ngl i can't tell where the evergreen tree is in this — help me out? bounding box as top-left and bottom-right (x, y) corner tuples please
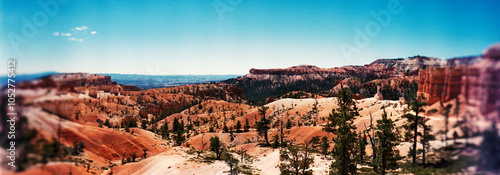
(323, 88), (358, 175)
(223, 123), (229, 133)
(374, 109), (400, 174)
(104, 118), (111, 128)
(278, 144), (314, 175)
(286, 119), (292, 129)
(420, 116), (434, 165)
(172, 117), (185, 146)
(256, 106), (271, 146)
(142, 149), (148, 159)
(244, 118), (250, 132)
(223, 152), (240, 175)
(235, 120), (242, 132)
(130, 152), (137, 162)
(320, 136), (330, 157)
(403, 95), (427, 165)
(210, 136), (223, 160)
(356, 133), (367, 164)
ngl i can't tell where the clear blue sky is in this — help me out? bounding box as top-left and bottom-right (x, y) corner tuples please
(2, 0), (499, 75)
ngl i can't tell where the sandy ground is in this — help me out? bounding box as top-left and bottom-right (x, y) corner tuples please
(108, 146), (333, 175)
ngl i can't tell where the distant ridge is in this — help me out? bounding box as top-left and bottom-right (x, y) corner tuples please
(98, 74), (241, 90)
(0, 71), (58, 86)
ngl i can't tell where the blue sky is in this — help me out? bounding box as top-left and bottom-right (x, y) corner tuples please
(1, 0), (499, 75)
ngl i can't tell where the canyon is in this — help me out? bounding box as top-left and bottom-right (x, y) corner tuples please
(0, 44), (499, 174)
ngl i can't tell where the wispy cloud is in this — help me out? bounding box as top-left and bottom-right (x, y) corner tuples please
(68, 37), (84, 42)
(60, 32), (72, 37)
(54, 26), (97, 42)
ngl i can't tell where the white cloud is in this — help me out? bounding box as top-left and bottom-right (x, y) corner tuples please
(55, 26), (95, 42)
(68, 37), (84, 42)
(61, 33), (72, 37)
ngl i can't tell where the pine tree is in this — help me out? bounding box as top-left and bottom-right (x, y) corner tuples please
(278, 144), (314, 175)
(420, 116), (434, 165)
(223, 152), (240, 175)
(235, 120), (242, 132)
(286, 119), (292, 129)
(356, 133), (367, 164)
(320, 136), (330, 157)
(323, 88), (358, 175)
(130, 152), (137, 162)
(172, 117), (185, 146)
(404, 94), (427, 165)
(244, 118), (250, 132)
(104, 118), (111, 128)
(209, 136), (223, 160)
(374, 109), (400, 174)
(223, 123), (229, 133)
(256, 106), (271, 146)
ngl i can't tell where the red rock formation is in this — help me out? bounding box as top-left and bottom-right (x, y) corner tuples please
(418, 67), (465, 104)
(51, 73), (113, 87)
(461, 44), (500, 115)
(265, 96), (276, 104)
(419, 44), (500, 116)
(374, 86), (384, 100)
(38, 100), (75, 120)
(122, 85), (141, 91)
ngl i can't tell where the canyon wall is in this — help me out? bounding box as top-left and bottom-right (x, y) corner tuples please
(51, 73), (114, 87)
(418, 44), (500, 116)
(418, 67), (465, 105)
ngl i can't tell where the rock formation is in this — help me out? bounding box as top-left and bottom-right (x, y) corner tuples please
(461, 44), (500, 115)
(418, 67), (465, 104)
(374, 86), (384, 100)
(51, 73), (113, 87)
(418, 43), (500, 116)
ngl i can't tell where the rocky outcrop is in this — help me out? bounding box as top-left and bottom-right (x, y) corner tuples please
(418, 44), (500, 115)
(461, 44), (500, 115)
(38, 100), (75, 119)
(374, 86), (384, 100)
(265, 96), (276, 104)
(51, 73), (114, 87)
(247, 56), (446, 79)
(418, 67), (465, 104)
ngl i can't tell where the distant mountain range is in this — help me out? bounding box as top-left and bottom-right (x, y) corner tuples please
(0, 72), (240, 90)
(98, 74), (240, 90)
(0, 71), (58, 86)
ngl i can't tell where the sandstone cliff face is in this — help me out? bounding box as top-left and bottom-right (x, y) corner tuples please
(461, 44), (500, 115)
(51, 73), (113, 87)
(246, 56), (445, 80)
(38, 100), (75, 119)
(418, 44), (500, 116)
(418, 67), (465, 105)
